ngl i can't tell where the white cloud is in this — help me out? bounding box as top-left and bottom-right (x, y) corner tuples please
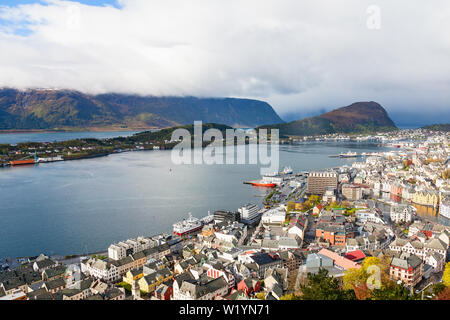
(0, 0), (449, 122)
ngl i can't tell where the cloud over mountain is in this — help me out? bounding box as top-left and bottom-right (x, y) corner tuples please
(0, 0), (449, 125)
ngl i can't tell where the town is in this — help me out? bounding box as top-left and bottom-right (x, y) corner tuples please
(1, 128), (449, 300)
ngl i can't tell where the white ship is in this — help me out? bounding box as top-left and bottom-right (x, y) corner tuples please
(200, 211), (215, 224)
(281, 166), (293, 174)
(173, 213), (202, 236)
(173, 212), (213, 236)
(339, 151), (358, 158)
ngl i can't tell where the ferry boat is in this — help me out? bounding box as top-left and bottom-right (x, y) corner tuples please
(173, 213), (203, 236)
(339, 151), (358, 158)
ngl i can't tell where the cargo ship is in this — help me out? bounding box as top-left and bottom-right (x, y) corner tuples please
(173, 212), (214, 237)
(248, 180), (276, 188)
(10, 151), (38, 166)
(9, 159), (36, 166)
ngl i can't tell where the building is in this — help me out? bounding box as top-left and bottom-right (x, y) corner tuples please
(307, 171), (338, 195)
(341, 184), (362, 201)
(439, 197), (450, 219)
(249, 252), (282, 278)
(322, 187), (337, 203)
(108, 236), (155, 260)
(173, 276), (229, 300)
(390, 254), (423, 287)
(261, 207), (286, 226)
(238, 203), (261, 225)
(315, 212), (355, 246)
(355, 209), (385, 224)
(390, 204), (414, 223)
(80, 258), (120, 283)
(412, 189), (439, 207)
(388, 238), (447, 261)
(213, 210), (240, 224)
(317, 248), (361, 271)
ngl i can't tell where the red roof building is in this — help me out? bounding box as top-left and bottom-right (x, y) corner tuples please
(344, 250), (366, 263)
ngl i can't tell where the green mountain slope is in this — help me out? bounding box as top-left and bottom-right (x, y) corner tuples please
(260, 101), (397, 137)
(0, 89), (284, 130)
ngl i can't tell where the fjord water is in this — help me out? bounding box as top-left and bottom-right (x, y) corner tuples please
(0, 139), (398, 258)
(0, 131), (139, 144)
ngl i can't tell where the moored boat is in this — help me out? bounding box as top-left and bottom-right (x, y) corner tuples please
(9, 159), (36, 166)
(249, 180), (276, 188)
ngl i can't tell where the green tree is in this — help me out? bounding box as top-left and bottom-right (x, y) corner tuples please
(370, 282), (413, 300)
(299, 268), (356, 300)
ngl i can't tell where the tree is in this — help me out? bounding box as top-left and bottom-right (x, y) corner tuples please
(435, 286), (450, 300)
(343, 256), (395, 299)
(443, 262), (450, 287)
(343, 256), (390, 292)
(299, 268), (356, 300)
(255, 292), (266, 300)
(370, 282), (412, 300)
(433, 283), (446, 295)
(280, 293), (301, 300)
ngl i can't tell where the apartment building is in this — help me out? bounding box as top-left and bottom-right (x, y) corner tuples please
(307, 171), (338, 195)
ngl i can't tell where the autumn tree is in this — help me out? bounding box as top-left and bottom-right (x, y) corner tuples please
(435, 286), (450, 300)
(443, 262), (450, 287)
(343, 256), (393, 299)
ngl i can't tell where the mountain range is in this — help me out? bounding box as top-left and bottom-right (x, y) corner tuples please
(259, 101), (397, 137)
(0, 89), (398, 135)
(0, 88), (283, 130)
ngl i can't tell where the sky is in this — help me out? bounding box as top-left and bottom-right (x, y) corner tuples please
(0, 0), (449, 127)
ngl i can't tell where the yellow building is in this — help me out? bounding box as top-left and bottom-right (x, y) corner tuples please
(412, 189), (438, 207)
(123, 268), (144, 285)
(138, 268), (172, 293)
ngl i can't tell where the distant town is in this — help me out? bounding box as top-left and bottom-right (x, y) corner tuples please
(1, 128), (449, 300)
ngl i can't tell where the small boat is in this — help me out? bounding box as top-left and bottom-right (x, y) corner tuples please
(281, 166), (293, 174)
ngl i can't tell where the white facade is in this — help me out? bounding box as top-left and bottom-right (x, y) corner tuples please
(439, 199), (450, 219)
(80, 259), (120, 282)
(238, 203), (259, 221)
(390, 204), (414, 223)
(261, 207), (286, 225)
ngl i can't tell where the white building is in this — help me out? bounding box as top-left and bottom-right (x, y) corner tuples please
(238, 203), (260, 224)
(390, 204), (414, 223)
(439, 198), (450, 219)
(261, 207), (286, 226)
(356, 209), (385, 224)
(80, 258), (120, 282)
(108, 236), (154, 260)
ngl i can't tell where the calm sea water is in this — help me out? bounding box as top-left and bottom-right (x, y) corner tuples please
(0, 131), (139, 144)
(0, 137), (412, 258)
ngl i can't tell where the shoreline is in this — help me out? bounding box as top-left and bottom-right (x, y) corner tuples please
(0, 127), (160, 134)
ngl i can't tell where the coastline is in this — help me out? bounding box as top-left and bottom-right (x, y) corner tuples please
(0, 127), (160, 134)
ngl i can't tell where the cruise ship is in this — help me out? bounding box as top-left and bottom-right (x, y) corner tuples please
(173, 212), (214, 236)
